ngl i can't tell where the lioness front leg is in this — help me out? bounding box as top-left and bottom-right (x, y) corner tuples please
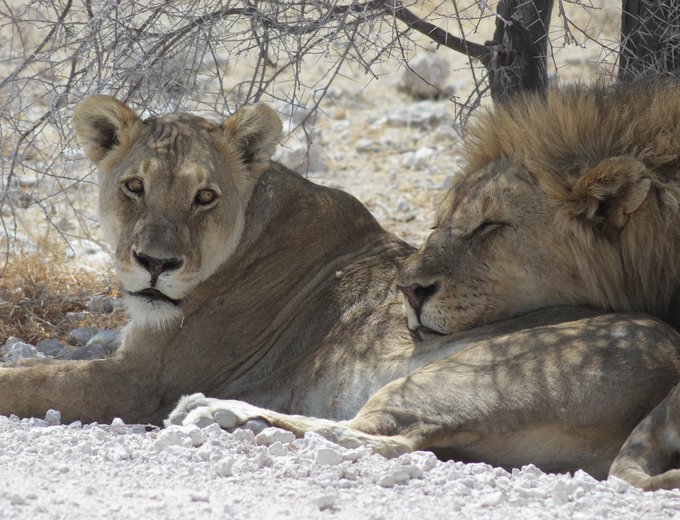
(609, 383), (680, 491)
(0, 356), (164, 424)
(167, 393), (416, 457)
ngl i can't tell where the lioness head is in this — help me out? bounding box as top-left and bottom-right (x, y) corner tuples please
(398, 80), (680, 335)
(74, 96), (282, 330)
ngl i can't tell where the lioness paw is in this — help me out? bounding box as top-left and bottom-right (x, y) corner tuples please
(165, 394), (269, 432)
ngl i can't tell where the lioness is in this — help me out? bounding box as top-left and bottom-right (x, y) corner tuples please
(2, 96), (679, 481)
(396, 79), (680, 489)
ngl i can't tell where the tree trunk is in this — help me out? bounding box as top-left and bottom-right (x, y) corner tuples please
(619, 0), (680, 80)
(485, 0), (555, 103)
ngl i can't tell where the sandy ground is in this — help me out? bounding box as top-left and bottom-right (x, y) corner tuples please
(4, 2), (679, 518)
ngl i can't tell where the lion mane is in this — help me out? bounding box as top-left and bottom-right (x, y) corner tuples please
(464, 78), (680, 327)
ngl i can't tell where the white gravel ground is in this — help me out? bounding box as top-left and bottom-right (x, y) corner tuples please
(1, 413), (679, 519)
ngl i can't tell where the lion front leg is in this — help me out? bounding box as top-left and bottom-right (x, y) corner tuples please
(609, 383), (680, 491)
(167, 393), (416, 458)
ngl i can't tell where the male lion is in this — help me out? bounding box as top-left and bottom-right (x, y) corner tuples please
(2, 96), (679, 482)
(396, 79), (680, 490)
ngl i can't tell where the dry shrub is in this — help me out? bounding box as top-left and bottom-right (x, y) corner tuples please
(0, 251), (127, 346)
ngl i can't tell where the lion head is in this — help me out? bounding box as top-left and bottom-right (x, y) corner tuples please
(74, 96), (282, 330)
(399, 79), (680, 335)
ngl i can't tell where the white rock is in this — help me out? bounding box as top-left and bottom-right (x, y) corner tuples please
(520, 463), (544, 478)
(315, 447), (344, 466)
(400, 464), (424, 479)
(384, 102), (451, 128)
(313, 493), (338, 511)
(10, 494), (26, 506)
(214, 456), (234, 477)
(552, 479), (578, 505)
(378, 469), (411, 487)
(45, 409), (61, 426)
(232, 428), (256, 443)
(5, 342), (45, 363)
(608, 476), (632, 493)
(273, 143), (324, 173)
(255, 427), (295, 446)
(189, 491), (209, 502)
(267, 441), (287, 457)
(409, 451), (438, 472)
(253, 451), (273, 468)
(184, 425), (207, 447)
(411, 147), (435, 170)
(154, 426), (187, 451)
(479, 491), (505, 507)
(110, 417), (126, 434)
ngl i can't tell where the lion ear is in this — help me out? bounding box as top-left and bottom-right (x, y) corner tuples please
(222, 103), (282, 168)
(564, 156), (652, 232)
(73, 95), (142, 164)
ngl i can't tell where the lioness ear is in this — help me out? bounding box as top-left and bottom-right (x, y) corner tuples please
(563, 156), (652, 232)
(73, 95), (142, 164)
(222, 103), (282, 168)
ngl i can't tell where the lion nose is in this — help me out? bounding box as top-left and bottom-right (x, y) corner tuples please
(133, 250), (183, 283)
(397, 283), (439, 316)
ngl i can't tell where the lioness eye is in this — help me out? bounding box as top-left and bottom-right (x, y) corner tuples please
(123, 178), (144, 195)
(194, 189), (217, 206)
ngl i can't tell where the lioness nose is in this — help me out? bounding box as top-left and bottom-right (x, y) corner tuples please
(133, 250), (183, 279)
(397, 283), (439, 315)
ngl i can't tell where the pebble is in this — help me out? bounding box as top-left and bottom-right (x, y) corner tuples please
(267, 441), (287, 457)
(315, 447), (344, 466)
(378, 469), (412, 488)
(189, 491), (209, 502)
(0, 336), (23, 354)
(153, 426), (187, 451)
(184, 425), (207, 447)
(45, 409), (61, 426)
(110, 417), (126, 434)
(255, 427), (295, 446)
(85, 329), (122, 355)
(313, 493), (338, 511)
(252, 451), (273, 468)
(214, 456), (234, 477)
(36, 338), (63, 357)
(62, 343), (106, 360)
(27, 418), (49, 428)
(65, 327), (98, 346)
(4, 342), (46, 363)
(382, 102), (451, 128)
(479, 491), (505, 507)
(86, 295), (119, 314)
(400, 52), (450, 98)
(232, 429), (255, 443)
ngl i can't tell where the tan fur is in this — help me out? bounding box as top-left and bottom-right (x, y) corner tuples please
(3, 97), (680, 484)
(398, 79), (680, 489)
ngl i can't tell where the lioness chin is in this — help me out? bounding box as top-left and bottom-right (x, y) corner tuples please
(0, 96), (678, 484)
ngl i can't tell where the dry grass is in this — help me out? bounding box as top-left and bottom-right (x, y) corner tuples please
(0, 251), (127, 346)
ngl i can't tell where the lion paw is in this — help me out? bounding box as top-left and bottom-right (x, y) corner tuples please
(165, 393), (270, 432)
